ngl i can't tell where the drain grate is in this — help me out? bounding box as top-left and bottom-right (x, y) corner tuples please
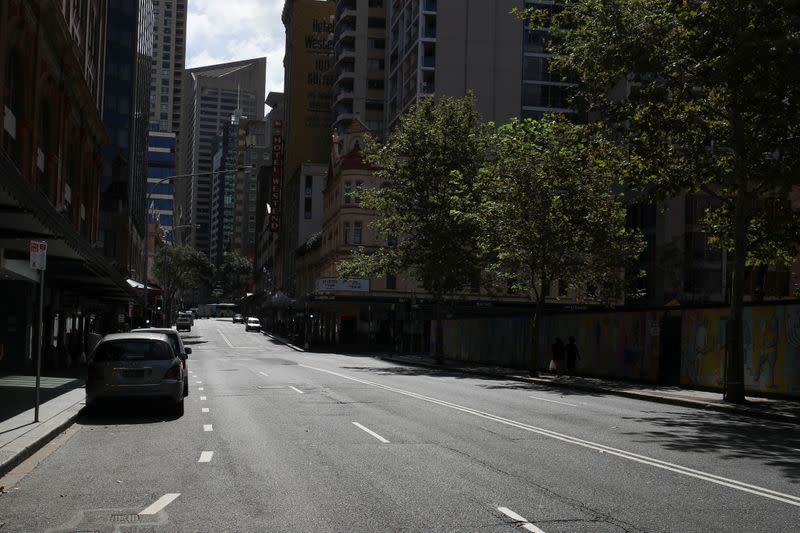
(110, 514), (140, 523)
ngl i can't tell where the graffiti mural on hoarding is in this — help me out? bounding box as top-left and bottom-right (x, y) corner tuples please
(541, 311), (663, 382)
(681, 305), (800, 395)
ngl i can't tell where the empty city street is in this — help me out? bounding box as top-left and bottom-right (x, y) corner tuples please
(1, 318), (798, 532)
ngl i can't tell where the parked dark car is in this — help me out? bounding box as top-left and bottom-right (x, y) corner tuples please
(232, 314), (244, 324)
(86, 333), (185, 415)
(130, 328), (191, 397)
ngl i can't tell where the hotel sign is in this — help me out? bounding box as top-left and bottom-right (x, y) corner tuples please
(269, 119), (284, 233)
(315, 278), (370, 293)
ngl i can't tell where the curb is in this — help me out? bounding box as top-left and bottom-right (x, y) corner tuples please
(378, 355), (799, 425)
(263, 332), (305, 352)
(0, 403), (83, 479)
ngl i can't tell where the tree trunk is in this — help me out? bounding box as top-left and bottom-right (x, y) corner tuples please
(724, 180), (747, 403)
(530, 273), (547, 377)
(435, 299), (444, 364)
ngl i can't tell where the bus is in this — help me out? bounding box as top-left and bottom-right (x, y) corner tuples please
(197, 303), (239, 318)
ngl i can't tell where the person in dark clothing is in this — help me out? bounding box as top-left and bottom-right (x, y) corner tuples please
(551, 337), (566, 374)
(566, 336), (580, 374)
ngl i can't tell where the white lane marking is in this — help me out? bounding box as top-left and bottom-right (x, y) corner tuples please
(528, 395), (579, 407)
(288, 386), (304, 394)
(258, 371), (269, 377)
(195, 381), (202, 384)
(200, 396), (207, 400)
(217, 329), (233, 347)
(198, 451), (214, 463)
(299, 363), (800, 508)
(497, 507), (546, 533)
(198, 387), (204, 391)
(203, 424), (213, 432)
(202, 407), (209, 413)
(139, 493), (181, 516)
(352, 422), (390, 444)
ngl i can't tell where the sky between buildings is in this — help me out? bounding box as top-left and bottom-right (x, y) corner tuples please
(187, 0), (284, 100)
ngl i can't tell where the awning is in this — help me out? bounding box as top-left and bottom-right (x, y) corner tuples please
(0, 153), (136, 303)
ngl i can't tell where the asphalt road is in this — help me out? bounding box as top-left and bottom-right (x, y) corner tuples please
(1, 318), (799, 532)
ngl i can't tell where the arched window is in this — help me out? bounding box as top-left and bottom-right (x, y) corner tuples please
(3, 50), (24, 165)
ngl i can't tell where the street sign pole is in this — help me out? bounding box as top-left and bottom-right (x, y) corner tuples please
(30, 240), (47, 423)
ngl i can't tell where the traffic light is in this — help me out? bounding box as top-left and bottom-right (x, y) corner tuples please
(144, 308), (152, 326)
(155, 298), (163, 312)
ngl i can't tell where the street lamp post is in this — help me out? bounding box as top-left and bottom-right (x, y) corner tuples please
(142, 166), (253, 326)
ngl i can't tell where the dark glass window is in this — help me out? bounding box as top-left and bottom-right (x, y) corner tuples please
(93, 340), (173, 361)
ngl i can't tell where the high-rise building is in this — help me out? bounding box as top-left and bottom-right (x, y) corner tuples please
(149, 0), (186, 133)
(277, 0), (335, 296)
(100, 0), (154, 282)
(386, 0), (524, 129)
(209, 113), (240, 266)
(176, 58), (266, 255)
(332, 0), (387, 137)
(146, 131), (177, 241)
(234, 117), (269, 262)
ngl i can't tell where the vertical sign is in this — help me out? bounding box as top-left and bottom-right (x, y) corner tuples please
(29, 241), (47, 270)
(269, 119), (284, 233)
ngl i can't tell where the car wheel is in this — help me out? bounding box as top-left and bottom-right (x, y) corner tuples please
(174, 397), (184, 416)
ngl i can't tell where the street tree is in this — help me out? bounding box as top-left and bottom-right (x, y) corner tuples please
(477, 116), (643, 374)
(527, 0), (800, 402)
(338, 94), (492, 362)
(217, 251), (252, 300)
(152, 244), (213, 321)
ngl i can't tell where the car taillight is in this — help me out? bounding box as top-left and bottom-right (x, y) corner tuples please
(164, 364), (181, 380)
(87, 366), (99, 382)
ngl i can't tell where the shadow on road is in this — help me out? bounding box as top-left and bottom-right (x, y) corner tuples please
(78, 399), (182, 425)
(621, 411), (800, 482)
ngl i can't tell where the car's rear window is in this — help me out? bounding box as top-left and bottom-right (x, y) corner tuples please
(93, 340), (173, 362)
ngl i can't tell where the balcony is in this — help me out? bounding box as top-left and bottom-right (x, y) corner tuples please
(335, 45), (356, 64)
(334, 89), (354, 106)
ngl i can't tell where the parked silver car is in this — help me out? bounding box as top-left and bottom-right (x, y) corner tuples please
(86, 332), (185, 415)
(130, 328), (191, 397)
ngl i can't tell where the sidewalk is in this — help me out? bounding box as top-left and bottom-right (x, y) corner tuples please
(0, 373), (85, 478)
(263, 332), (800, 424)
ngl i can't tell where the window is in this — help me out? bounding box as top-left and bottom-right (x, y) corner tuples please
(355, 181), (363, 204)
(367, 38), (385, 49)
(354, 221), (362, 244)
(367, 79), (384, 91)
(386, 274), (396, 290)
(367, 58), (385, 70)
(368, 0), (383, 6)
(343, 222), (350, 244)
(365, 100), (383, 111)
(304, 198), (312, 219)
(368, 17), (386, 28)
(344, 181), (352, 204)
(305, 175), (313, 196)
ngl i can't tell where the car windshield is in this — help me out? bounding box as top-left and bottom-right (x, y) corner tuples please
(93, 340), (173, 362)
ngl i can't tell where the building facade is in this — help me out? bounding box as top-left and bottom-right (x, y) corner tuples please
(1, 0), (135, 374)
(146, 131), (176, 241)
(148, 0), (186, 134)
(176, 58), (266, 256)
(333, 0), (388, 137)
(100, 0), (154, 282)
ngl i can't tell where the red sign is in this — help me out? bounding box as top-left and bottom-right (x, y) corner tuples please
(270, 125), (284, 233)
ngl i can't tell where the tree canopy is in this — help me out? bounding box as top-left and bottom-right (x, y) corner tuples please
(528, 0), (800, 400)
(217, 251), (252, 300)
(152, 244), (213, 319)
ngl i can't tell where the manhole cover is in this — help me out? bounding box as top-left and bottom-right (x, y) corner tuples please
(110, 514), (140, 523)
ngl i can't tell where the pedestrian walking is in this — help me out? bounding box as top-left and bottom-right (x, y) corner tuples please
(550, 337), (565, 374)
(566, 336), (580, 375)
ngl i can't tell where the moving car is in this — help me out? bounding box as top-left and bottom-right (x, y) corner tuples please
(176, 313), (192, 332)
(86, 332), (185, 415)
(131, 328), (191, 397)
(232, 313), (244, 324)
(245, 317), (261, 332)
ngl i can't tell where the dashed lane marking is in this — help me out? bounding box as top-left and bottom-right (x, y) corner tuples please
(352, 422), (390, 444)
(288, 386), (304, 394)
(198, 451), (213, 463)
(497, 507), (546, 533)
(139, 493), (181, 516)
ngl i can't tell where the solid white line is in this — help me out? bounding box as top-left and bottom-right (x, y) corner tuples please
(202, 407), (209, 413)
(217, 329), (233, 347)
(203, 424), (213, 432)
(352, 422), (390, 444)
(497, 507), (546, 533)
(528, 395), (579, 407)
(288, 386), (304, 394)
(258, 371), (269, 377)
(200, 396), (207, 400)
(198, 451), (214, 463)
(139, 493), (180, 515)
(298, 363), (800, 508)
